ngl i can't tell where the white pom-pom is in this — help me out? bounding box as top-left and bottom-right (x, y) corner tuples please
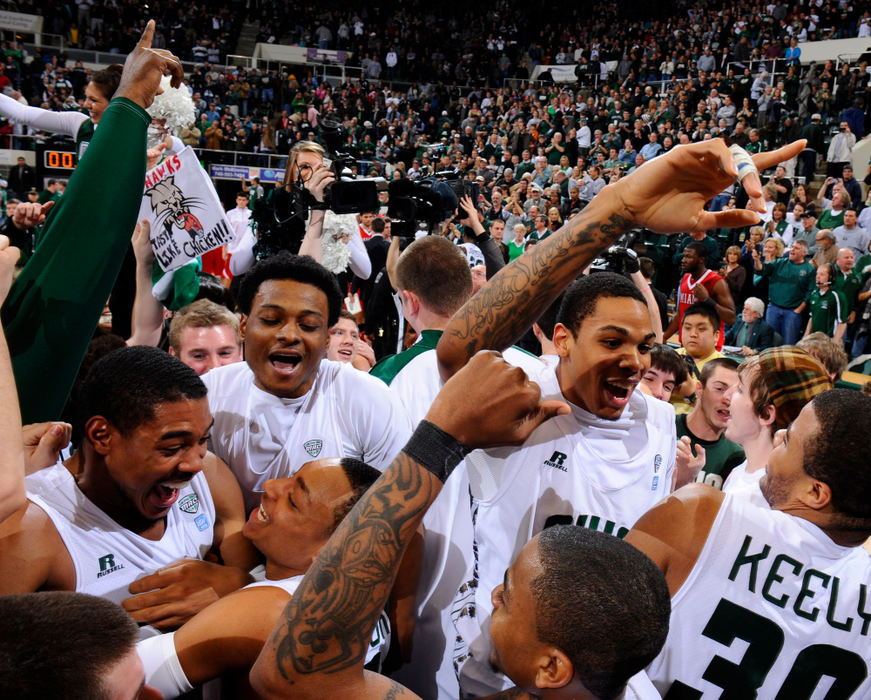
(146, 76), (196, 132)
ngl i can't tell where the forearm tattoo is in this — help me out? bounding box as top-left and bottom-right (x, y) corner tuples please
(270, 452), (439, 679)
(445, 209), (632, 358)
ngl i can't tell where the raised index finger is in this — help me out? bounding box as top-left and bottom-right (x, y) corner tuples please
(137, 19), (155, 50)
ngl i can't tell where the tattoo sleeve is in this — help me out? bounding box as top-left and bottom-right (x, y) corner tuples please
(266, 451), (442, 682)
(437, 194), (631, 375)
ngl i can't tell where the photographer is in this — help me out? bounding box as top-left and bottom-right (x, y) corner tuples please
(231, 141), (369, 284)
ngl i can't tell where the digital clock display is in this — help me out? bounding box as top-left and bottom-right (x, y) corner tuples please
(42, 150), (77, 170)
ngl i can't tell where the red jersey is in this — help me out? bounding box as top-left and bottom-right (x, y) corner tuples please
(677, 270), (725, 351)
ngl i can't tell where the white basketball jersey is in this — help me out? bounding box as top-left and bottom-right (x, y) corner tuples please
(26, 464), (216, 605)
(722, 460), (768, 506)
(649, 493), (871, 698)
(382, 335), (545, 699)
(203, 359), (411, 512)
(456, 366), (677, 696)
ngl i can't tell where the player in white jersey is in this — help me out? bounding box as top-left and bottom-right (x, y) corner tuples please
(252, 352), (671, 700)
(435, 137), (807, 695)
(452, 274), (676, 695)
(0, 346), (258, 629)
(370, 235), (543, 698)
(627, 389), (871, 698)
(721, 346), (832, 502)
(202, 252), (410, 512)
(137, 457), (390, 698)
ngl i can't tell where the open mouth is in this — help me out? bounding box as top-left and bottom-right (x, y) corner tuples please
(150, 478), (190, 510)
(716, 408), (731, 421)
(269, 352), (302, 375)
(604, 380), (635, 408)
(337, 347), (353, 358)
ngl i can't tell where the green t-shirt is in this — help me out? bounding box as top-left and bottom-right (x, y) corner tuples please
(833, 270), (862, 312)
(675, 414), (745, 491)
(817, 208), (845, 231)
(508, 239), (525, 261)
(756, 258), (815, 309)
(808, 287), (848, 336)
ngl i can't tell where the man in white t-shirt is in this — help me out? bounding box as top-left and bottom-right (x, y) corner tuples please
(202, 252), (411, 512)
(721, 346), (831, 501)
(435, 137), (806, 695)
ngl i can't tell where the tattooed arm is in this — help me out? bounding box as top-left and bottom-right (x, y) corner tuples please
(250, 352), (570, 699)
(436, 139), (807, 378)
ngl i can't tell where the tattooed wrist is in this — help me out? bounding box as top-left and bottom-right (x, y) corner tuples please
(402, 420), (470, 482)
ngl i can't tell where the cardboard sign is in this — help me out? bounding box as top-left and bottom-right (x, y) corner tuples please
(139, 147), (236, 272)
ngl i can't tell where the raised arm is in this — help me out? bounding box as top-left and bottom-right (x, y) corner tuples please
(2, 20), (183, 423)
(436, 139), (806, 378)
(0, 236), (25, 521)
(126, 220), (165, 347)
(250, 352), (570, 699)
(0, 91), (88, 139)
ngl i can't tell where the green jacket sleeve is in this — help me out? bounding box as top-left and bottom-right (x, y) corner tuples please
(2, 97), (150, 422)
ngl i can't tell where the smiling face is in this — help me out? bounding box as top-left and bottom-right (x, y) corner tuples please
(640, 366), (677, 402)
(83, 81), (111, 123)
(243, 459), (353, 576)
(554, 297), (654, 418)
(99, 398), (213, 521)
(171, 324), (242, 376)
(241, 279), (329, 398)
(326, 316), (359, 363)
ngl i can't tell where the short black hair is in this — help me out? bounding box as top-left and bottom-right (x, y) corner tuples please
(0, 591), (138, 699)
(681, 301), (719, 330)
(76, 345), (206, 440)
(638, 256), (655, 280)
(649, 344), (688, 385)
(237, 252), (342, 326)
(332, 458), (381, 528)
(535, 293), (565, 342)
(685, 241), (708, 260)
(557, 273), (647, 336)
(532, 526), (670, 699)
(804, 389), (871, 526)
(372, 217), (386, 234)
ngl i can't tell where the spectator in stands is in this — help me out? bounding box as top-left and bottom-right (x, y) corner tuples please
(168, 299), (243, 376)
(826, 121), (856, 178)
(673, 357), (744, 491)
(724, 296), (775, 355)
(752, 239), (814, 345)
(797, 332), (850, 382)
(832, 209), (870, 259)
(811, 229), (840, 268)
(640, 343), (688, 403)
(804, 263), (848, 342)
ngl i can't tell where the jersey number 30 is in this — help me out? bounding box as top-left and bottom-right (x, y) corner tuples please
(665, 599), (867, 699)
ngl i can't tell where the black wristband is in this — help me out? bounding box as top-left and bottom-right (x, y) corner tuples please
(402, 420), (471, 483)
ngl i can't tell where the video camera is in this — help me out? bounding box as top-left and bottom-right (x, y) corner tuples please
(589, 230), (642, 276)
(303, 118), (381, 215)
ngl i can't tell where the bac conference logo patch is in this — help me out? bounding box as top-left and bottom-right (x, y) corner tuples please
(177, 493), (199, 514)
(304, 439), (323, 457)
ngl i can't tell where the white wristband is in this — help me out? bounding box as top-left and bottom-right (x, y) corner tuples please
(729, 144), (758, 183)
(136, 632), (194, 699)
